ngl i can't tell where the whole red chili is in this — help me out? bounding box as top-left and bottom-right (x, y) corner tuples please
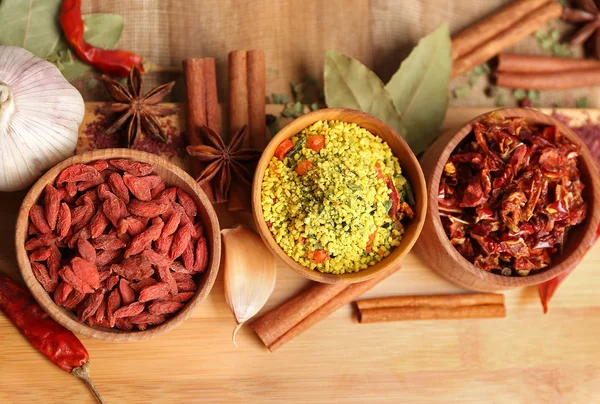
(0, 273), (104, 403)
(59, 0), (144, 78)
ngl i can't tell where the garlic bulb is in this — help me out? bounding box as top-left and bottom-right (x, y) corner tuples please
(222, 226), (276, 347)
(0, 46), (84, 191)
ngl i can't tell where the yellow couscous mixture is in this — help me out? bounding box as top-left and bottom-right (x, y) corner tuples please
(261, 120), (415, 274)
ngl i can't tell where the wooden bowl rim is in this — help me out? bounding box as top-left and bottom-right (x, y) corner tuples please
(251, 108), (427, 284)
(426, 107), (600, 288)
(15, 149), (221, 342)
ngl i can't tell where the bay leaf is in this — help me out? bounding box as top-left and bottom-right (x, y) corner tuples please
(54, 14), (125, 81)
(0, 0), (63, 58)
(324, 50), (406, 139)
(385, 23), (451, 155)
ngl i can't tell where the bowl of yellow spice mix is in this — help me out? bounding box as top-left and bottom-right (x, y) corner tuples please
(252, 109), (427, 284)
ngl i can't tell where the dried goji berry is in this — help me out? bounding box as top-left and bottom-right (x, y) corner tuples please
(63, 290), (87, 310)
(115, 318), (134, 331)
(66, 182), (78, 197)
(143, 250), (172, 267)
(76, 189), (99, 206)
(176, 278), (197, 293)
(108, 173), (130, 204)
(56, 203), (71, 239)
(77, 176), (104, 192)
(31, 261), (58, 293)
(130, 278), (158, 292)
(118, 279), (136, 305)
(95, 249), (120, 266)
(124, 217), (164, 258)
(73, 197), (95, 233)
(128, 199), (169, 218)
(156, 187), (177, 203)
(169, 292), (195, 303)
(148, 301), (183, 315)
(138, 282), (170, 303)
(44, 184), (61, 230)
(182, 242), (194, 271)
(169, 261), (189, 274)
(98, 270), (112, 282)
(96, 183), (115, 201)
(88, 159), (109, 172)
(56, 164), (101, 184)
(109, 159), (153, 176)
(103, 274), (120, 291)
(80, 289), (105, 322)
(154, 234), (173, 255)
(95, 295), (108, 323)
(29, 205), (51, 235)
(156, 265), (178, 295)
(102, 197), (126, 227)
(129, 312), (167, 329)
(193, 236), (209, 273)
(169, 225), (193, 260)
(29, 247), (52, 262)
(25, 234), (58, 250)
(71, 257), (100, 290)
(47, 246), (61, 283)
(77, 238), (96, 263)
(53, 282), (73, 306)
(90, 210), (110, 239)
(107, 289), (121, 327)
(176, 188), (197, 217)
(113, 302), (145, 318)
(123, 173), (152, 201)
(67, 226), (91, 249)
(161, 212), (181, 238)
(28, 222), (39, 236)
(59, 265), (94, 294)
(92, 234), (126, 251)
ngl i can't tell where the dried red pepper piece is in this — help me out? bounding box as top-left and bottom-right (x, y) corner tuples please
(59, 0), (144, 78)
(0, 273), (103, 402)
(439, 112), (587, 276)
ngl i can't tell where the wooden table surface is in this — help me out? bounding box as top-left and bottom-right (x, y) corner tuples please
(1, 108), (599, 403)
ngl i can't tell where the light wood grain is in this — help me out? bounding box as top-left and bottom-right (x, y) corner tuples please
(15, 149), (221, 342)
(415, 108), (600, 291)
(252, 108), (427, 284)
(1, 107), (600, 403)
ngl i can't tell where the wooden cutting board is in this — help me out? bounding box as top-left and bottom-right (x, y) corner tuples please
(1, 106), (599, 404)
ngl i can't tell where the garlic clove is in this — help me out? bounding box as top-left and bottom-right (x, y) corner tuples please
(222, 226), (276, 347)
(0, 46), (84, 192)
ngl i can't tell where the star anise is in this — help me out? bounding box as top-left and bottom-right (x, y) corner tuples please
(101, 66), (176, 147)
(564, 0), (600, 58)
(187, 125), (261, 203)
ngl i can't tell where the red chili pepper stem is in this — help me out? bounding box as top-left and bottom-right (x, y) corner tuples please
(72, 362), (105, 404)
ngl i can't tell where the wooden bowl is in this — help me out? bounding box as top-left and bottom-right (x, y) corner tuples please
(15, 149), (221, 342)
(252, 108), (427, 284)
(414, 108), (600, 292)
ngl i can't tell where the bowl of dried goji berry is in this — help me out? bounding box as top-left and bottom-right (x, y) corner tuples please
(414, 108), (600, 292)
(15, 149), (221, 341)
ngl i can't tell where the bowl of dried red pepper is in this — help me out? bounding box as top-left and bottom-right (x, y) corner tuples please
(15, 148), (221, 341)
(414, 108), (600, 292)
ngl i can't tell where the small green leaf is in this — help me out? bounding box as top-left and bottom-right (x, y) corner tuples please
(513, 89), (527, 100)
(534, 30), (546, 40)
(272, 93), (291, 104)
(384, 23), (451, 155)
(540, 38), (554, 50)
(453, 86), (470, 99)
(481, 63), (491, 74)
(324, 50), (406, 143)
(384, 199), (393, 214)
(576, 96), (589, 108)
(550, 29), (560, 41)
(472, 65), (484, 75)
(496, 95), (507, 107)
(468, 75), (479, 87)
(282, 101), (305, 118)
(310, 102), (319, 111)
(527, 90), (540, 101)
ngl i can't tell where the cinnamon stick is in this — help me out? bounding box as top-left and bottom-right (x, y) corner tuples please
(497, 53), (600, 73)
(227, 49), (267, 212)
(247, 50), (267, 150)
(251, 265), (401, 352)
(228, 51), (249, 146)
(356, 293), (504, 310)
(452, 1), (563, 77)
(496, 69), (600, 89)
(452, 0), (549, 61)
(358, 305), (506, 323)
(183, 59), (214, 201)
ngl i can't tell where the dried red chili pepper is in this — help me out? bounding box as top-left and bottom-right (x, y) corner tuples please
(59, 0), (144, 78)
(439, 112), (587, 276)
(0, 273), (104, 403)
